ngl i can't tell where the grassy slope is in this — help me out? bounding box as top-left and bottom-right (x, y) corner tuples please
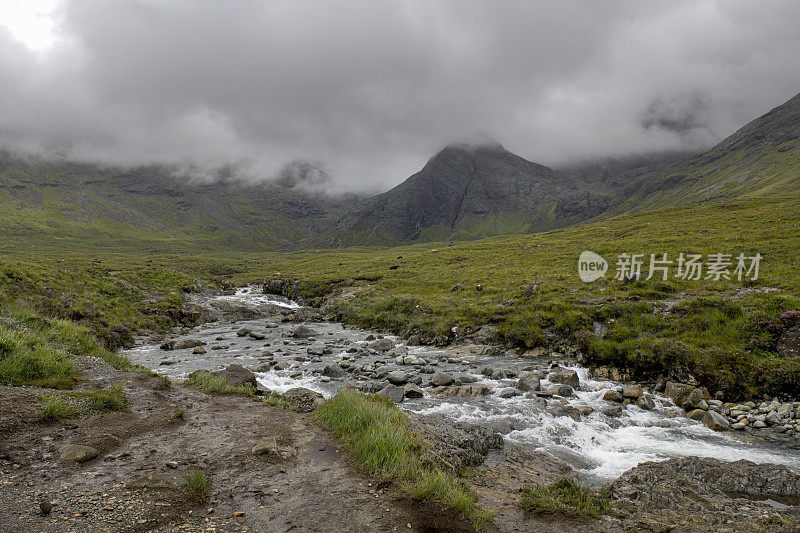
(2, 194), (800, 397)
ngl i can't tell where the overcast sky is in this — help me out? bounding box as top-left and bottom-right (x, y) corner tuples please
(1, 0), (799, 192)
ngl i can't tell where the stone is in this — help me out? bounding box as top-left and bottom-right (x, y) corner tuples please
(59, 444), (99, 463)
(545, 383), (574, 397)
(637, 395), (656, 410)
(516, 373), (540, 392)
(321, 363), (347, 378)
(498, 388), (517, 398)
(369, 338), (395, 352)
(160, 338), (205, 350)
(282, 387), (324, 412)
(248, 331), (267, 340)
(307, 346), (324, 356)
(766, 411), (782, 426)
(603, 390), (624, 402)
(192, 346), (206, 354)
(665, 382), (694, 406)
(687, 409), (707, 421)
(688, 387), (710, 408)
(237, 327), (252, 337)
(39, 501), (52, 515)
(252, 436), (295, 459)
(386, 370), (409, 385)
(403, 384), (424, 399)
(622, 384), (643, 399)
(377, 384), (404, 403)
(702, 410), (730, 431)
(547, 368), (579, 388)
(292, 325), (317, 338)
(429, 371), (455, 387)
(213, 364), (257, 388)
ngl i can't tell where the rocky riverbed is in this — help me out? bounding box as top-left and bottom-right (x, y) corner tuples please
(126, 286), (800, 485)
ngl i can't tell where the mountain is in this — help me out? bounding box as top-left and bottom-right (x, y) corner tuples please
(612, 91), (800, 213)
(1, 92), (799, 251)
(0, 156), (359, 251)
(328, 143), (611, 245)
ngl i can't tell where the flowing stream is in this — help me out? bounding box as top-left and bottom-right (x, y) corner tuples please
(123, 287), (800, 483)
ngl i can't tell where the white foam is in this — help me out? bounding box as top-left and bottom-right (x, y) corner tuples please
(212, 286), (300, 309)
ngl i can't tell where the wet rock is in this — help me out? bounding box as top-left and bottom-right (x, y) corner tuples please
(387, 370), (409, 385)
(437, 385), (493, 398)
(429, 371), (455, 387)
(622, 384), (643, 399)
(213, 364), (257, 388)
(369, 338), (395, 352)
(600, 404), (624, 417)
(59, 444), (99, 463)
(665, 382), (694, 406)
(322, 363), (347, 379)
(160, 338), (205, 350)
(516, 373), (540, 392)
(282, 387), (324, 412)
(307, 346), (324, 356)
(273, 361), (290, 371)
(236, 327), (252, 337)
(545, 383), (574, 397)
(377, 384), (404, 403)
(403, 384), (424, 399)
(410, 414), (503, 472)
(248, 331), (267, 340)
(547, 368), (579, 388)
(387, 345), (408, 359)
(291, 325), (317, 338)
(702, 410), (730, 431)
(498, 388), (517, 398)
(687, 409), (706, 421)
(687, 387), (710, 408)
(637, 395), (656, 410)
(611, 457), (800, 520)
(454, 373), (479, 384)
(603, 390), (624, 402)
(192, 346), (206, 354)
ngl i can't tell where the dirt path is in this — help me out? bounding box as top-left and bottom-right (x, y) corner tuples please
(0, 358), (473, 532)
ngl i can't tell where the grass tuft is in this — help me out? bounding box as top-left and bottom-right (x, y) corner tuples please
(263, 392), (292, 410)
(185, 470), (208, 502)
(37, 395), (80, 422)
(183, 370), (256, 396)
(520, 478), (611, 518)
(315, 390), (490, 526)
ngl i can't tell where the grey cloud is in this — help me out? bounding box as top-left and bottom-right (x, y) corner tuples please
(0, 0), (799, 192)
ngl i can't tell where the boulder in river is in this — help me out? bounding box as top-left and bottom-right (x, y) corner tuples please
(702, 410), (730, 431)
(622, 384), (643, 399)
(386, 370), (409, 385)
(603, 390), (624, 402)
(665, 381), (694, 406)
(403, 384), (424, 399)
(160, 338), (206, 350)
(369, 338), (395, 352)
(429, 371), (455, 387)
(291, 325), (317, 338)
(547, 368), (579, 388)
(516, 373), (540, 392)
(321, 363), (347, 378)
(377, 384), (404, 403)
